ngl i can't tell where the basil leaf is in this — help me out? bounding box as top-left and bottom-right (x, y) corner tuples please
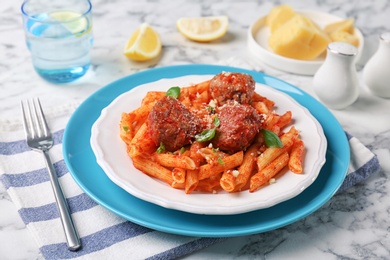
(166, 86), (180, 98)
(213, 116), (220, 127)
(205, 106), (215, 112)
(156, 142), (166, 154)
(262, 129), (283, 148)
(217, 157), (225, 165)
(195, 128), (216, 142)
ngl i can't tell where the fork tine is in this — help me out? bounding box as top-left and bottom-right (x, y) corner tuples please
(21, 101), (30, 139)
(35, 98), (51, 138)
(31, 98), (48, 138)
(21, 100), (36, 139)
(21, 98), (51, 139)
(29, 99), (42, 138)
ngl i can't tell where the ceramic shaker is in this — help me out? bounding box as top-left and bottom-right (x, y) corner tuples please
(363, 32), (390, 98)
(313, 42), (359, 110)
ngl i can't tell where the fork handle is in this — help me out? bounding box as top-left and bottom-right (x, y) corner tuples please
(42, 150), (81, 251)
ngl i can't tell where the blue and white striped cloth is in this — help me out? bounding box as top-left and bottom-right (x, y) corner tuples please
(0, 104), (225, 259)
(0, 101), (380, 259)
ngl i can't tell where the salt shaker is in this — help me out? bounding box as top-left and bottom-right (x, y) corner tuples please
(363, 32), (390, 98)
(313, 42), (359, 110)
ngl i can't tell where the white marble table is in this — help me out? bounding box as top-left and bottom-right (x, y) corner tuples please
(1, 0), (389, 259)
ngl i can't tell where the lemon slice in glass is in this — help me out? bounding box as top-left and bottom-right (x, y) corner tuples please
(49, 11), (89, 34)
(176, 16), (229, 42)
(124, 23), (162, 61)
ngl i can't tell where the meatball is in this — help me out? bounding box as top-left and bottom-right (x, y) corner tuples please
(212, 101), (261, 153)
(147, 96), (202, 152)
(209, 72), (255, 105)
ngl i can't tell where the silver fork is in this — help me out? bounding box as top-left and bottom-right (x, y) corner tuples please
(21, 98), (81, 251)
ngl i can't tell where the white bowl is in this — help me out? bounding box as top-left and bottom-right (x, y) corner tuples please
(247, 10), (364, 75)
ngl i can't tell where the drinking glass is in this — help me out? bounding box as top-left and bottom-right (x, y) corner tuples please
(21, 0), (93, 83)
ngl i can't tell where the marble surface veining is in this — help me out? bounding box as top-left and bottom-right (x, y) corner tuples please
(1, 0), (390, 259)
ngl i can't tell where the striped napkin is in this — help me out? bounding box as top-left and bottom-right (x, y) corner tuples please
(0, 103), (225, 259)
(0, 72), (380, 259)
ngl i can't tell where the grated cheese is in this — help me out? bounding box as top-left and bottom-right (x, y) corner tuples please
(208, 99), (217, 108)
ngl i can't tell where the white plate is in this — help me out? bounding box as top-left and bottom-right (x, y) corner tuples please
(90, 75), (327, 215)
(247, 10), (364, 75)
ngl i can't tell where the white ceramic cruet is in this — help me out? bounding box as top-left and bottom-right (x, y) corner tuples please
(363, 32), (390, 98)
(313, 42), (359, 110)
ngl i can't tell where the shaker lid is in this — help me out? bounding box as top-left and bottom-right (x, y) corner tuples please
(327, 42), (358, 56)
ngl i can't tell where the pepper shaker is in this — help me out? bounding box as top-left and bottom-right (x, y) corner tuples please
(363, 32), (390, 98)
(313, 42), (359, 110)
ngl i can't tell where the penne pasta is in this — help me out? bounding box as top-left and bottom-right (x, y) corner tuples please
(197, 147), (228, 164)
(264, 113), (280, 130)
(196, 173), (222, 193)
(250, 152), (289, 192)
(172, 167), (186, 183)
(153, 153), (196, 170)
(256, 126), (298, 172)
(120, 112), (135, 144)
(252, 92), (275, 110)
(289, 139), (305, 174)
(252, 101), (270, 114)
(120, 74), (306, 194)
(180, 80), (211, 97)
(275, 111), (292, 130)
(178, 80), (210, 106)
(235, 144), (259, 191)
(185, 169), (199, 194)
(141, 91), (166, 106)
(127, 101), (158, 137)
(133, 156), (174, 185)
(220, 170), (236, 192)
(198, 151), (244, 180)
(128, 123), (156, 158)
(189, 141), (206, 167)
(171, 181), (186, 189)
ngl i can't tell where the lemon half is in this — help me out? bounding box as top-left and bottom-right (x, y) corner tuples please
(49, 11), (89, 34)
(176, 16), (229, 42)
(124, 23), (162, 61)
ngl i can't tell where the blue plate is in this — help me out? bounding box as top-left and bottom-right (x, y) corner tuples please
(63, 64), (349, 237)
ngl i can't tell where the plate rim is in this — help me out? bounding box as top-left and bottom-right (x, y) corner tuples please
(63, 64), (350, 237)
(247, 9), (365, 75)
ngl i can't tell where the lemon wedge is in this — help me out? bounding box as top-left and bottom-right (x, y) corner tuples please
(176, 16), (228, 42)
(124, 23), (162, 61)
(49, 11), (89, 34)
